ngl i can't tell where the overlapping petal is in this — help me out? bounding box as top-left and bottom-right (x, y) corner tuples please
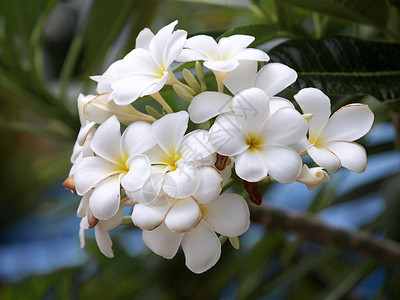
(223, 60), (257, 94)
(192, 167), (222, 204)
(89, 174), (120, 220)
(121, 155), (151, 191)
(188, 92), (232, 123)
(131, 194), (171, 230)
(165, 197), (202, 233)
(121, 121), (155, 157)
(325, 141), (367, 173)
(307, 146), (341, 173)
(163, 161), (201, 198)
(235, 150), (268, 182)
(177, 130), (215, 163)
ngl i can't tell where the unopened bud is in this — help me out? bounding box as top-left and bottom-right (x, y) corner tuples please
(195, 61), (207, 92)
(183, 69), (201, 93)
(219, 235), (227, 245)
(88, 210), (99, 228)
(173, 84), (194, 102)
(302, 113), (313, 122)
(145, 105), (163, 119)
(243, 180), (262, 205)
(63, 175), (77, 195)
(229, 236), (240, 250)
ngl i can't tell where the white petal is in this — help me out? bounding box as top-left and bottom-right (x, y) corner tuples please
(218, 35), (255, 59)
(254, 63), (297, 97)
(232, 87), (270, 135)
(149, 20), (179, 68)
(204, 60), (239, 72)
(184, 35), (219, 60)
(261, 107), (307, 146)
(209, 113), (247, 156)
(77, 192), (90, 218)
(121, 155), (151, 191)
(95, 223), (114, 258)
(235, 149), (268, 182)
(121, 121), (155, 157)
(223, 60), (257, 94)
(152, 111), (188, 155)
(127, 173), (164, 204)
(234, 48), (269, 62)
(325, 141), (367, 173)
(131, 194), (171, 230)
(164, 30), (187, 67)
(175, 48), (208, 62)
(177, 130), (215, 163)
(296, 165), (329, 190)
(100, 207), (124, 230)
(181, 220), (221, 274)
(142, 223), (183, 259)
(294, 88), (331, 138)
(111, 75), (159, 105)
(307, 145), (341, 173)
(163, 161), (201, 198)
(203, 193), (250, 237)
(322, 104), (374, 142)
(89, 175), (120, 220)
(192, 166), (223, 204)
(74, 156), (119, 195)
(136, 27), (154, 50)
(269, 96), (295, 115)
(140, 71), (169, 97)
(188, 92), (232, 123)
(90, 115), (122, 165)
(77, 122), (96, 146)
(165, 197), (202, 233)
(262, 145), (302, 183)
(145, 144), (171, 165)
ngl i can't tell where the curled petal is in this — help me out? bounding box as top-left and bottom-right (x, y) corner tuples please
(181, 220), (221, 274)
(121, 155), (151, 191)
(325, 141), (367, 173)
(307, 146), (341, 173)
(203, 193), (250, 237)
(89, 175), (120, 220)
(163, 161), (201, 198)
(296, 164), (330, 190)
(95, 223), (114, 258)
(192, 166), (223, 204)
(142, 223), (184, 259)
(165, 197), (202, 233)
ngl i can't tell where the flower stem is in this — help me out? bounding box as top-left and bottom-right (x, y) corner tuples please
(151, 92), (173, 114)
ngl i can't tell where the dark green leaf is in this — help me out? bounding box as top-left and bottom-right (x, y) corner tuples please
(268, 36), (400, 101)
(278, 0), (390, 28)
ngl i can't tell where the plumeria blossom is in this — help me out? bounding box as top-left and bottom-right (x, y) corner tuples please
(74, 115), (155, 220)
(210, 87), (307, 183)
(176, 34), (269, 73)
(91, 20), (187, 105)
(127, 111), (215, 204)
(141, 193), (250, 273)
(296, 164), (330, 190)
(188, 60), (297, 123)
(294, 88), (374, 173)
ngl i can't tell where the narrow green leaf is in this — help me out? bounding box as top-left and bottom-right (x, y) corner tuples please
(278, 0), (390, 28)
(268, 36), (400, 101)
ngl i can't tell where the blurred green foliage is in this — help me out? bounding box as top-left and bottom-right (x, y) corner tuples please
(1, 0), (400, 299)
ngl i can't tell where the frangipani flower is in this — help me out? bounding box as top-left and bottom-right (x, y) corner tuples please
(176, 34), (269, 73)
(128, 111), (215, 203)
(296, 164), (330, 190)
(141, 193), (250, 274)
(210, 87), (307, 183)
(188, 60), (297, 123)
(294, 88), (374, 173)
(74, 115), (155, 220)
(91, 20), (187, 105)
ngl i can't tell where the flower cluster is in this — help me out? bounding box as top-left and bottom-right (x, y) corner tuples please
(64, 21), (374, 273)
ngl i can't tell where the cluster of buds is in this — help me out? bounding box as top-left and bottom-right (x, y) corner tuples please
(64, 21), (374, 273)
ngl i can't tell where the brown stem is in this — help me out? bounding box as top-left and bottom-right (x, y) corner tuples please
(244, 181), (262, 205)
(250, 204), (400, 268)
(215, 154), (228, 171)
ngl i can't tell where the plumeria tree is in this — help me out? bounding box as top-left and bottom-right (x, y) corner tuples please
(1, 0), (400, 299)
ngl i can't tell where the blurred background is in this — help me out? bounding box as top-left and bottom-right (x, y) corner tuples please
(0, 0), (399, 299)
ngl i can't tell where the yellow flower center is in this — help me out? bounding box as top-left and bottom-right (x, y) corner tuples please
(309, 134), (324, 148)
(245, 134), (264, 152)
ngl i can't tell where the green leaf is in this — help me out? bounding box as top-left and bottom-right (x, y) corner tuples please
(268, 36), (400, 101)
(218, 23), (287, 46)
(278, 0), (390, 28)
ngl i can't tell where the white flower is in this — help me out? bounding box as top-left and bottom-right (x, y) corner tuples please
(176, 35), (269, 73)
(210, 87), (307, 183)
(294, 88), (374, 173)
(141, 193), (250, 274)
(296, 164), (330, 190)
(188, 60), (297, 123)
(127, 111), (215, 204)
(91, 21), (187, 105)
(74, 115), (155, 220)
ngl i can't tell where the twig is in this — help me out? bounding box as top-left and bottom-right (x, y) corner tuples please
(250, 204), (400, 268)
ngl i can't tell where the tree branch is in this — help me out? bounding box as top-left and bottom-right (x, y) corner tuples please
(250, 204), (400, 268)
